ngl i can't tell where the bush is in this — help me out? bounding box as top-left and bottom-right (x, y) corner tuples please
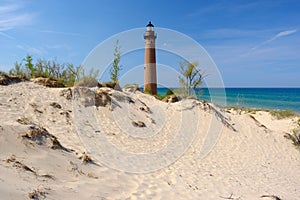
(165, 88), (174, 96)
(75, 77), (99, 87)
(154, 93), (165, 100)
(143, 87), (154, 95)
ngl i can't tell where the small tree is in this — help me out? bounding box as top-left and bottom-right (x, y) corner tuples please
(110, 40), (122, 83)
(179, 61), (203, 96)
(24, 55), (36, 78)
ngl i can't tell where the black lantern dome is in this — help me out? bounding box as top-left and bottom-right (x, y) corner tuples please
(146, 21), (154, 31)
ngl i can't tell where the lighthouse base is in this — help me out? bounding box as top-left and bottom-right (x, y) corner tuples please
(144, 83), (157, 95)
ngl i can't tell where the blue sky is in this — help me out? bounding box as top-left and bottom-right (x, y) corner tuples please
(0, 0), (299, 87)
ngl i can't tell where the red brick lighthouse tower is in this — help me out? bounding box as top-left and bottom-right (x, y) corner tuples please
(144, 21), (157, 94)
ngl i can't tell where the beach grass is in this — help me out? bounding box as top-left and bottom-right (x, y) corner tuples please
(0, 71), (7, 75)
(289, 128), (300, 147)
(226, 107), (262, 114)
(269, 110), (298, 119)
(226, 106), (299, 119)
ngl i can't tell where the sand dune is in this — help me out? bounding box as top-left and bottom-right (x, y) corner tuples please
(0, 82), (299, 200)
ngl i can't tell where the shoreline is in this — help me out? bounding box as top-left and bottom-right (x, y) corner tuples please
(156, 87), (300, 113)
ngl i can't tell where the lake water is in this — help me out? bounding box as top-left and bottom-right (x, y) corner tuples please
(157, 88), (300, 113)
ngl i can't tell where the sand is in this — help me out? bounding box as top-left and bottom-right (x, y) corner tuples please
(0, 81), (299, 200)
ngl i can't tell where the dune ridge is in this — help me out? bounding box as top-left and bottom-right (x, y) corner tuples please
(0, 82), (299, 200)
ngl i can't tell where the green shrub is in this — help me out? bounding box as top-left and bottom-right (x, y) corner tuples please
(143, 87), (178, 101)
(143, 87), (154, 95)
(165, 88), (174, 96)
(24, 55), (35, 78)
(110, 40), (122, 82)
(154, 94), (165, 100)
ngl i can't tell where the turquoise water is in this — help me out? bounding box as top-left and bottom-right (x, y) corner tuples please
(157, 88), (300, 113)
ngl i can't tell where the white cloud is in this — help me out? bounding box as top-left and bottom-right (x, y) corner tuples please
(45, 44), (72, 50)
(17, 44), (45, 55)
(40, 30), (83, 37)
(189, 2), (259, 17)
(251, 29), (297, 51)
(0, 2), (35, 35)
(0, 31), (14, 39)
(201, 28), (272, 39)
(0, 4), (19, 13)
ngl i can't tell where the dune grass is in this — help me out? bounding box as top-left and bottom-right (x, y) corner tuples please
(226, 107), (262, 114)
(269, 110), (298, 119)
(226, 106), (298, 119)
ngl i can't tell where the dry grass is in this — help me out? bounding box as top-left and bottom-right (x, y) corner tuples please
(292, 129), (300, 146)
(226, 106), (261, 114)
(75, 77), (98, 87)
(285, 128), (300, 148)
(269, 110), (298, 119)
(226, 107), (299, 119)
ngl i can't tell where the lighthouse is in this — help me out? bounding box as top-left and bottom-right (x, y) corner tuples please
(144, 21), (157, 94)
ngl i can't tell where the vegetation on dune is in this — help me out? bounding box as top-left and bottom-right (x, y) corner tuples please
(286, 126), (300, 148)
(110, 40), (122, 84)
(292, 129), (300, 147)
(153, 93), (165, 100)
(226, 107), (299, 118)
(178, 60), (204, 97)
(123, 84), (139, 90)
(0, 70), (7, 75)
(143, 60), (204, 102)
(8, 55), (100, 87)
(74, 68), (100, 87)
(165, 88), (174, 96)
(153, 88), (175, 100)
(226, 107), (265, 114)
(289, 118), (300, 148)
(6, 41), (122, 88)
(4, 40), (120, 88)
(143, 87), (154, 95)
(269, 109), (298, 119)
